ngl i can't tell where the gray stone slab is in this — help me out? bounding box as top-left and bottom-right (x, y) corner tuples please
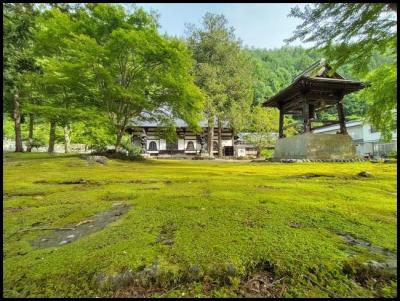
(273, 133), (357, 160)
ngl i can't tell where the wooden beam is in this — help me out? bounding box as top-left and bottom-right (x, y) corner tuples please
(337, 101), (347, 134)
(282, 97), (303, 111)
(278, 107), (284, 138)
(302, 93), (311, 133)
(335, 90), (347, 134)
(281, 93), (338, 112)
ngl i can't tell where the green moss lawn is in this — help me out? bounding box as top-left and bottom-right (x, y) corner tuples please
(3, 153), (397, 297)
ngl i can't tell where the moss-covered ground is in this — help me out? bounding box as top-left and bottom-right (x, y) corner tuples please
(3, 152), (397, 297)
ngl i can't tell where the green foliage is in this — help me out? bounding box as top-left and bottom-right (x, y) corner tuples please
(72, 4), (204, 149)
(246, 46), (321, 105)
(120, 136), (142, 158)
(287, 3), (397, 140)
(244, 107), (277, 156)
(10, 3), (203, 152)
(3, 114), (61, 145)
(245, 46), (373, 122)
(186, 13), (253, 136)
(29, 137), (46, 150)
(357, 64), (397, 142)
(72, 117), (115, 150)
(157, 125), (179, 143)
(3, 3), (41, 151)
(287, 3), (396, 74)
(3, 3), (38, 92)
(387, 150), (397, 159)
(3, 115), (15, 139)
(244, 106), (297, 156)
(260, 149), (274, 159)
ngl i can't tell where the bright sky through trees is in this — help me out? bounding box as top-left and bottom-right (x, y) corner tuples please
(133, 3), (307, 49)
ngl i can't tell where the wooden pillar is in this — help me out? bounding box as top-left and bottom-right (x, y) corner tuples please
(302, 93), (311, 133)
(337, 100), (347, 134)
(278, 107), (284, 138)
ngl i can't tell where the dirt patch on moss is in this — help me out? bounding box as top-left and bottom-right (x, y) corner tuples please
(34, 178), (165, 186)
(256, 185), (279, 189)
(155, 223), (177, 246)
(102, 192), (137, 202)
(139, 187), (161, 191)
(237, 260), (287, 297)
(289, 173), (336, 179)
(34, 178), (102, 186)
(4, 206), (24, 213)
(31, 203), (131, 248)
(3, 191), (49, 199)
(100, 260), (287, 298)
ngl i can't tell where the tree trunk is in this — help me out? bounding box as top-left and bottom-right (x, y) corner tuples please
(48, 121), (56, 153)
(207, 117), (214, 157)
(27, 113), (34, 152)
(115, 126), (125, 152)
(13, 91), (24, 152)
(64, 123), (71, 153)
(217, 118), (223, 158)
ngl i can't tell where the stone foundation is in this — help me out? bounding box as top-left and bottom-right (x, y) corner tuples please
(273, 133), (357, 160)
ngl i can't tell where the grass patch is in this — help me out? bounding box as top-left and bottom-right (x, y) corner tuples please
(3, 152), (397, 297)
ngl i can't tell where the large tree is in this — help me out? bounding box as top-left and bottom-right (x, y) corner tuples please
(75, 4), (203, 151)
(286, 3), (397, 140)
(244, 106), (297, 158)
(30, 4), (203, 152)
(31, 6), (99, 153)
(3, 3), (38, 152)
(186, 13), (253, 157)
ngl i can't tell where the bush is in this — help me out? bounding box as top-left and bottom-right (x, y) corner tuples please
(30, 138), (46, 150)
(261, 149), (274, 158)
(387, 150), (397, 159)
(90, 143), (109, 154)
(121, 138), (143, 159)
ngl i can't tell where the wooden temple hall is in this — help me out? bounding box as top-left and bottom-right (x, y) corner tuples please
(263, 59), (368, 160)
(126, 119), (237, 157)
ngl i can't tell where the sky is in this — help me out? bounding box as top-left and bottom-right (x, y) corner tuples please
(131, 3), (307, 50)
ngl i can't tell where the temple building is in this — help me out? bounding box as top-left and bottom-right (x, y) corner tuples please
(263, 59), (368, 160)
(126, 118), (242, 157)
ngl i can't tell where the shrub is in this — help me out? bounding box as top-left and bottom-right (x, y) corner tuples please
(90, 143), (109, 154)
(261, 149), (274, 158)
(29, 138), (46, 150)
(121, 139), (142, 159)
(387, 150), (397, 159)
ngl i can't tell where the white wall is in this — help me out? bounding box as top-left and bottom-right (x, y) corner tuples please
(3, 139), (91, 153)
(237, 148), (246, 157)
(221, 140), (233, 147)
(362, 124), (384, 142)
(347, 125), (363, 140)
(314, 121), (397, 144)
(159, 139), (166, 151)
